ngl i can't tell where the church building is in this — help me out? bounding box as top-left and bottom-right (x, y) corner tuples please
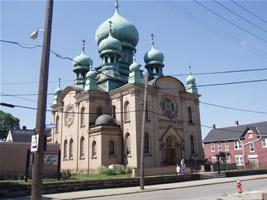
(50, 2), (203, 173)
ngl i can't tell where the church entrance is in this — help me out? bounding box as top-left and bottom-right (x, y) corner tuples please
(162, 136), (181, 165)
(165, 148), (176, 165)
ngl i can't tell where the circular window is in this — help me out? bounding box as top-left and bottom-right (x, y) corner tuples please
(160, 97), (177, 118)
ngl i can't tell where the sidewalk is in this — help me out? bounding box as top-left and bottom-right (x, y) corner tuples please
(41, 174), (267, 200)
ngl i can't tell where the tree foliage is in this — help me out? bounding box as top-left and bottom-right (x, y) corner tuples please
(0, 110), (20, 139)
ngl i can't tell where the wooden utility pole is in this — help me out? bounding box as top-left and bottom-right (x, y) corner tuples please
(31, 0), (53, 199)
(140, 74), (148, 190)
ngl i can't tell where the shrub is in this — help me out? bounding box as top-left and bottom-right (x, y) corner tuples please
(61, 170), (71, 180)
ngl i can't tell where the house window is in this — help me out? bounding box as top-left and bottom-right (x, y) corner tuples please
(235, 155), (244, 166)
(109, 141), (115, 156)
(92, 141), (96, 158)
(55, 116), (59, 133)
(80, 136), (85, 159)
(69, 139), (73, 160)
(144, 133), (150, 154)
(63, 140), (67, 160)
(262, 137), (267, 148)
(234, 140), (242, 150)
(225, 142), (229, 151)
(248, 132), (253, 139)
(80, 107), (85, 127)
(124, 101), (130, 122)
(249, 143), (254, 152)
(218, 142), (222, 152)
(188, 107), (193, 124)
(125, 133), (131, 155)
(226, 154), (231, 164)
(190, 135), (195, 154)
(211, 143), (215, 152)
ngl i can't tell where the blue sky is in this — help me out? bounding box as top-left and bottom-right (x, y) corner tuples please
(1, 0), (267, 138)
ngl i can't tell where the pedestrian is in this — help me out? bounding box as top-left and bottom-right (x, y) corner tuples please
(176, 164), (180, 175)
(180, 159), (186, 175)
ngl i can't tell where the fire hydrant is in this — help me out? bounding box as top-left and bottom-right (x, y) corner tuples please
(236, 179), (243, 193)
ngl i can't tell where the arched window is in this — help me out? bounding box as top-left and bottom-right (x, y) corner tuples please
(111, 56), (114, 63)
(80, 107), (85, 127)
(96, 106), (102, 118)
(80, 136), (85, 159)
(63, 140), (67, 159)
(105, 56), (108, 64)
(124, 101), (130, 122)
(92, 140), (96, 158)
(55, 116), (59, 133)
(166, 136), (175, 148)
(69, 139), (73, 159)
(109, 140), (115, 155)
(112, 105), (116, 120)
(188, 107), (193, 124)
(125, 133), (131, 155)
(144, 132), (150, 154)
(190, 135), (195, 154)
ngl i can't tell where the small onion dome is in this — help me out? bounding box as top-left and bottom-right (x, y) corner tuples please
(98, 34), (122, 55)
(95, 114), (115, 126)
(144, 46), (164, 65)
(95, 10), (139, 48)
(86, 69), (96, 79)
(54, 87), (62, 94)
(73, 52), (92, 68)
(186, 74), (196, 84)
(129, 61), (140, 71)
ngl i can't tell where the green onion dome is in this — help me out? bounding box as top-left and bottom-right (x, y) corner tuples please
(98, 33), (122, 55)
(86, 69), (96, 79)
(129, 61), (140, 71)
(186, 74), (196, 84)
(54, 87), (62, 94)
(73, 52), (92, 72)
(144, 46), (164, 65)
(95, 10), (139, 48)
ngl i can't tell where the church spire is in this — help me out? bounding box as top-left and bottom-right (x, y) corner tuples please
(185, 66), (198, 95)
(82, 39), (86, 54)
(115, 0), (119, 12)
(151, 33), (155, 48)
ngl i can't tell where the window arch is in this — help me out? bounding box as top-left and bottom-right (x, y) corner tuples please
(144, 132), (150, 154)
(69, 139), (73, 159)
(125, 133), (131, 155)
(110, 56), (114, 63)
(92, 140), (96, 158)
(112, 105), (116, 120)
(109, 140), (115, 155)
(55, 116), (59, 133)
(96, 106), (102, 118)
(188, 107), (193, 124)
(63, 140), (67, 159)
(190, 135), (195, 154)
(124, 101), (130, 122)
(80, 107), (85, 127)
(80, 136), (85, 159)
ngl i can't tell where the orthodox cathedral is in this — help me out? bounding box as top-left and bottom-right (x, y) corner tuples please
(50, 2), (203, 173)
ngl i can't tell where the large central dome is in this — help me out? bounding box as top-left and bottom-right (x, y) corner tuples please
(95, 10), (139, 48)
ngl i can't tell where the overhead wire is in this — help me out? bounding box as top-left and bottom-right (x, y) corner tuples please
(194, 0), (267, 44)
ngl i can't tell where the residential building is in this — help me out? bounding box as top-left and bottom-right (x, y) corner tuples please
(203, 121), (267, 168)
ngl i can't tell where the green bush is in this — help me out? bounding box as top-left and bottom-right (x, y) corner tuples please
(61, 170), (71, 180)
(97, 166), (132, 176)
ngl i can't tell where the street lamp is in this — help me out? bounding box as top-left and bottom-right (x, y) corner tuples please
(30, 28), (44, 40)
(31, 0), (53, 199)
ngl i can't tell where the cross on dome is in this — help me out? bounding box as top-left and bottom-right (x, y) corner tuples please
(82, 39), (86, 53)
(151, 33), (155, 47)
(188, 65), (192, 75)
(108, 20), (113, 34)
(115, 0), (119, 12)
(58, 78), (61, 88)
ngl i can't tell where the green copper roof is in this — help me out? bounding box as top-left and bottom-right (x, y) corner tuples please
(54, 87), (62, 94)
(129, 61), (140, 71)
(186, 74), (196, 84)
(86, 69), (96, 79)
(95, 10), (139, 48)
(73, 52), (92, 68)
(144, 46), (164, 65)
(98, 33), (122, 55)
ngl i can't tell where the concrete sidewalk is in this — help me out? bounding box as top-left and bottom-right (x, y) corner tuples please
(40, 174), (267, 200)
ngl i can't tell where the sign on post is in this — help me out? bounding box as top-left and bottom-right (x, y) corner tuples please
(31, 134), (39, 152)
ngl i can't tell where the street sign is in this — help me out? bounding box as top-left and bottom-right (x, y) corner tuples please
(31, 134), (39, 152)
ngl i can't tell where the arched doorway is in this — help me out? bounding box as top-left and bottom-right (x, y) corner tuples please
(163, 136), (182, 165)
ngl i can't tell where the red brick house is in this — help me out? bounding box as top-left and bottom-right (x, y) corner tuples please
(203, 121), (267, 169)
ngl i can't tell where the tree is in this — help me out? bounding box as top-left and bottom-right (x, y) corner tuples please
(0, 110), (20, 139)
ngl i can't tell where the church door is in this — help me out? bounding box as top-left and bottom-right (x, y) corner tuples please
(165, 148), (176, 164)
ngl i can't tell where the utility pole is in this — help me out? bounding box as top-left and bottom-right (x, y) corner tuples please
(140, 74), (148, 190)
(31, 0), (53, 199)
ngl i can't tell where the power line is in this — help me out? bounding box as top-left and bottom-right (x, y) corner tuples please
(214, 0), (267, 33)
(194, 0), (267, 44)
(231, 0), (267, 24)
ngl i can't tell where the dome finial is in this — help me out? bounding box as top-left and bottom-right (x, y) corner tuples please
(115, 0), (119, 12)
(58, 78), (61, 88)
(82, 39), (86, 53)
(151, 33), (155, 48)
(188, 65), (192, 75)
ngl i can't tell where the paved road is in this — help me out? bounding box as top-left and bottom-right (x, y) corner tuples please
(84, 179), (267, 200)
